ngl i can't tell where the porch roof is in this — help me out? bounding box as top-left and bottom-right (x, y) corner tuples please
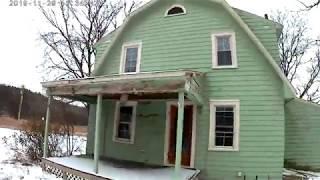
(42, 70), (204, 105)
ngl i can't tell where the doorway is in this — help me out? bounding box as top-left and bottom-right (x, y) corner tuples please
(165, 102), (196, 167)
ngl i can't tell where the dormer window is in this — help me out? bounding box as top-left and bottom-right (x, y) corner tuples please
(166, 5), (186, 16)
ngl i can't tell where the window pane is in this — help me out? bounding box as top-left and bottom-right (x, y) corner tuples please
(217, 51), (232, 66)
(117, 123), (130, 139)
(224, 137), (233, 146)
(216, 35), (232, 66)
(215, 136), (224, 146)
(125, 47), (138, 73)
(119, 106), (133, 123)
(217, 36), (231, 51)
(167, 7), (185, 15)
(215, 106), (234, 147)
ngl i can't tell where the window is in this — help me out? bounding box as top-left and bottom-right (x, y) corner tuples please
(165, 5), (186, 16)
(212, 32), (237, 68)
(120, 42), (142, 74)
(209, 100), (240, 151)
(113, 101), (137, 144)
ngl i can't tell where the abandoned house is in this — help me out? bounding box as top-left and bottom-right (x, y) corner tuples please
(40, 0), (320, 179)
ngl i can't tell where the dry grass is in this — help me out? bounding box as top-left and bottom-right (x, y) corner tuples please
(0, 116), (87, 136)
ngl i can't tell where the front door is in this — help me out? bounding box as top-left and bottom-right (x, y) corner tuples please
(167, 104), (193, 167)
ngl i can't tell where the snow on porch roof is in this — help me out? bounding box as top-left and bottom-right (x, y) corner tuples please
(41, 71), (204, 104)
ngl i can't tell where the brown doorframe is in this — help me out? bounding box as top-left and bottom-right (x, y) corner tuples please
(165, 102), (195, 167)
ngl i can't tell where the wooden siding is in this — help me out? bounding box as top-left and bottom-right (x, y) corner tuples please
(90, 1), (285, 179)
(234, 8), (281, 64)
(94, 8), (281, 66)
(98, 100), (167, 165)
(285, 99), (320, 170)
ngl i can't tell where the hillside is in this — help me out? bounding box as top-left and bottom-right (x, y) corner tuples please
(0, 84), (88, 126)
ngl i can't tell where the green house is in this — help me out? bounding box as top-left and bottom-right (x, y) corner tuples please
(41, 0), (320, 179)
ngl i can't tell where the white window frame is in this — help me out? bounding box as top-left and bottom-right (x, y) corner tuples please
(119, 42), (142, 74)
(113, 101), (137, 144)
(211, 32), (238, 69)
(165, 4), (187, 17)
(209, 100), (240, 151)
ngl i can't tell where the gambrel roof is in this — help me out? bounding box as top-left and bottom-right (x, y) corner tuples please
(93, 0), (296, 98)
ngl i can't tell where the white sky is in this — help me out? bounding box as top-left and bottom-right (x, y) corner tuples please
(0, 0), (319, 93)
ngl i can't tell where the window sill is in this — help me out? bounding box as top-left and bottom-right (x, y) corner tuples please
(165, 13), (187, 17)
(208, 146), (239, 152)
(119, 72), (139, 75)
(112, 137), (134, 144)
(212, 65), (238, 69)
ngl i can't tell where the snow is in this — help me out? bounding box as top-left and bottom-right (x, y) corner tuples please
(47, 156), (199, 180)
(0, 128), (85, 180)
(2, 127), (320, 180)
(284, 169), (320, 180)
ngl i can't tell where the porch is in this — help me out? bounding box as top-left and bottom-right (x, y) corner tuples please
(41, 70), (204, 179)
(42, 156), (200, 180)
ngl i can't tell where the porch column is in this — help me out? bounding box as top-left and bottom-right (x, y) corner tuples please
(174, 91), (185, 179)
(94, 94), (103, 173)
(43, 95), (52, 158)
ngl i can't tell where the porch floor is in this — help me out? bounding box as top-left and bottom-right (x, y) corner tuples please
(45, 156), (199, 180)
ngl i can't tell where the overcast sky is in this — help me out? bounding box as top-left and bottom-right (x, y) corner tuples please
(0, 0), (319, 93)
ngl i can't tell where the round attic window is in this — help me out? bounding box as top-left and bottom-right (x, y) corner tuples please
(166, 5), (186, 16)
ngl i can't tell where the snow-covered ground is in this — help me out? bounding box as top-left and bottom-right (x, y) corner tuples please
(1, 128), (320, 180)
(0, 128), (86, 180)
(284, 169), (320, 180)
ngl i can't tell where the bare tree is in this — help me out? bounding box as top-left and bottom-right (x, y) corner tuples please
(272, 11), (312, 82)
(299, 0), (320, 10)
(39, 0), (140, 80)
(272, 11), (320, 102)
(297, 49), (320, 102)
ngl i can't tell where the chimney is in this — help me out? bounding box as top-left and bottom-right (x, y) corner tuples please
(264, 14), (269, 20)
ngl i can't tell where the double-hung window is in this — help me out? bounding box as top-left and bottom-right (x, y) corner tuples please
(113, 101), (137, 144)
(209, 100), (240, 151)
(120, 42), (142, 74)
(212, 32), (237, 68)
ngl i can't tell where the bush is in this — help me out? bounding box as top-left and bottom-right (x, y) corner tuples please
(1, 120), (85, 163)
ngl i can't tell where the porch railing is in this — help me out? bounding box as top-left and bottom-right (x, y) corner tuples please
(41, 158), (110, 180)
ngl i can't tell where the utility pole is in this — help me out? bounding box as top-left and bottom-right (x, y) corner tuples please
(17, 85), (25, 120)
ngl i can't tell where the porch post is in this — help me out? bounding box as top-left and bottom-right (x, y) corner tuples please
(94, 94), (103, 174)
(174, 91), (185, 179)
(43, 95), (52, 158)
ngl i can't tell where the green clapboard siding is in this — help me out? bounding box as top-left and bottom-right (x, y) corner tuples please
(285, 99), (320, 170)
(89, 1), (285, 179)
(87, 100), (168, 165)
(234, 8), (281, 64)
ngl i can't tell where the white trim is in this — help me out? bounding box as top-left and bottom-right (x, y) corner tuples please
(165, 4), (187, 17)
(119, 42), (142, 74)
(211, 32), (238, 69)
(112, 101), (137, 144)
(163, 101), (197, 168)
(208, 99), (240, 151)
(43, 71), (195, 88)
